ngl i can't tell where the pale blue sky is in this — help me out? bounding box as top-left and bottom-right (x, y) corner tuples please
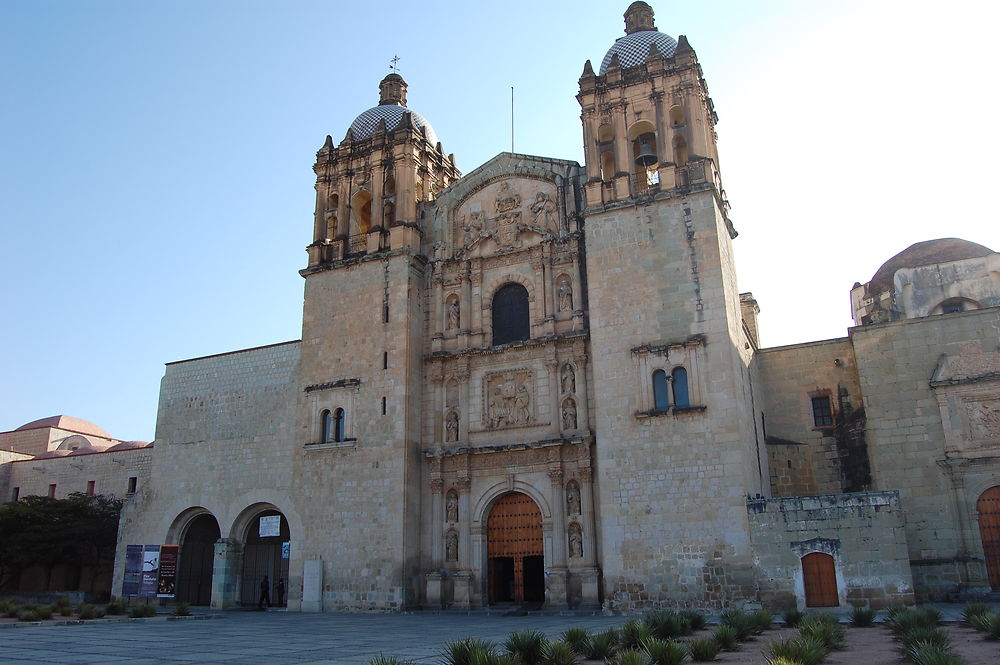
(2, 1), (998, 442)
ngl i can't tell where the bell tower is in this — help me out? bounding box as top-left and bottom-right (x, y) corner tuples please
(579, 2), (764, 610)
(306, 73), (460, 267)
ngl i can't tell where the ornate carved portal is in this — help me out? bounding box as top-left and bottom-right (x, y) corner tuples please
(486, 492), (544, 604)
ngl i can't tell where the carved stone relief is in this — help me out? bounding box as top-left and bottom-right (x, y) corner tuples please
(530, 191), (559, 233)
(445, 410), (459, 442)
(557, 275), (574, 312)
(483, 369), (534, 429)
(967, 398), (1000, 442)
(454, 179), (561, 256)
(568, 522), (583, 558)
(561, 398), (577, 430)
(561, 364), (576, 395)
(446, 294), (461, 330)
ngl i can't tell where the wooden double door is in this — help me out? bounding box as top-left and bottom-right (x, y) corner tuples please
(487, 492), (544, 605)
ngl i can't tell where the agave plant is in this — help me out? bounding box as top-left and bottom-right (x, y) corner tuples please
(904, 642), (966, 665)
(642, 638), (686, 665)
(961, 602), (992, 624)
(560, 627), (591, 657)
(711, 625), (738, 651)
(644, 610), (689, 640)
(539, 640), (577, 665)
(621, 618), (653, 650)
(799, 614), (845, 651)
(766, 636), (827, 665)
(781, 607), (803, 628)
(850, 605), (876, 627)
(369, 655), (416, 665)
(586, 628), (619, 661)
(680, 609), (706, 631)
(504, 630), (548, 665)
(687, 638), (719, 662)
(719, 610), (754, 641)
(969, 610), (1000, 639)
(442, 637), (501, 665)
(898, 627), (950, 653)
(609, 648), (649, 665)
(751, 609), (773, 634)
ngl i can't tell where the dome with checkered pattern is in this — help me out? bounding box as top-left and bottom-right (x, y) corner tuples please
(348, 73), (438, 145)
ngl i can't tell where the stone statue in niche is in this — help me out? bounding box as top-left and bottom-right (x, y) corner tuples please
(446, 531), (458, 562)
(484, 371), (533, 429)
(445, 411), (459, 442)
(530, 191), (559, 232)
(446, 296), (460, 330)
(557, 277), (573, 312)
(561, 364), (575, 394)
(566, 481), (581, 516)
(568, 523), (583, 558)
(562, 398), (577, 430)
(446, 490), (458, 522)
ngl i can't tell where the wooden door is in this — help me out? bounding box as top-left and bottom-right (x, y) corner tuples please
(802, 552), (838, 607)
(977, 486), (1000, 588)
(487, 493), (543, 604)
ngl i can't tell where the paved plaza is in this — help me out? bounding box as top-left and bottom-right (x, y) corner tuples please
(0, 611), (629, 665)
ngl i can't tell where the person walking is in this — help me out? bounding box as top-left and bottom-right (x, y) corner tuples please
(259, 575), (271, 609)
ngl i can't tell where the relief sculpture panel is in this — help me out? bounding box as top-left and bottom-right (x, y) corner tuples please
(454, 178), (561, 257)
(967, 397), (1000, 444)
(483, 369), (534, 429)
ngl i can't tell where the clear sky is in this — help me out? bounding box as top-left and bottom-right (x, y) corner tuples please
(2, 1), (997, 443)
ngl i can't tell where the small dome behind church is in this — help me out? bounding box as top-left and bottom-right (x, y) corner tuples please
(348, 73), (438, 145)
(599, 1), (678, 73)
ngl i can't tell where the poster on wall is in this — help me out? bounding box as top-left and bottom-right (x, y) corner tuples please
(281, 541), (290, 559)
(156, 545), (178, 597)
(139, 544), (161, 597)
(122, 544), (143, 597)
(259, 515), (281, 538)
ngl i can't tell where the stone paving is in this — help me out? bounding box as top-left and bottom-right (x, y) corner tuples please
(0, 604), (973, 665)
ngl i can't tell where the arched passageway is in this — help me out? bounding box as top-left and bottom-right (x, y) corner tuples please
(977, 486), (1000, 589)
(176, 513), (220, 606)
(239, 509), (290, 607)
(487, 492), (544, 605)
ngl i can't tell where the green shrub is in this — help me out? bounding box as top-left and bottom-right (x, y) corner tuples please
(765, 658), (808, 665)
(904, 642), (966, 665)
(898, 627), (950, 653)
(443, 638), (501, 665)
(969, 611), (1000, 639)
(885, 605), (909, 620)
(766, 636), (827, 665)
(130, 603), (156, 618)
(610, 648), (648, 665)
(53, 596), (72, 616)
(919, 607), (943, 625)
(78, 603), (96, 620)
(961, 603), (992, 624)
(561, 628), (591, 657)
(711, 625), (738, 651)
(888, 608), (938, 637)
(33, 604), (53, 620)
(680, 609), (706, 631)
(504, 630), (548, 665)
(751, 609), (773, 634)
(719, 609), (754, 641)
(850, 606), (876, 627)
(687, 638), (719, 662)
(621, 618), (653, 650)
(643, 638), (686, 665)
(586, 628), (619, 661)
(17, 607), (39, 622)
(368, 655), (415, 665)
(540, 640), (577, 665)
(782, 608), (803, 628)
(644, 610), (691, 639)
(105, 598), (125, 615)
(799, 614), (844, 651)
(172, 602), (191, 617)
(0, 598), (19, 618)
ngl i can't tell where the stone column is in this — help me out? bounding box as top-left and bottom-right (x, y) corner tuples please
(211, 538), (243, 610)
(581, 112), (601, 181)
(612, 101), (631, 177)
(575, 467), (601, 608)
(430, 478), (445, 566)
(454, 476), (474, 609)
(546, 468), (569, 608)
(574, 353), (591, 432)
(548, 360), (562, 435)
(570, 258), (585, 332)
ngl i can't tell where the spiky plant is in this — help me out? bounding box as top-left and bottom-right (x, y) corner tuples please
(504, 630), (548, 665)
(799, 614), (845, 651)
(644, 610), (687, 640)
(766, 636), (827, 665)
(719, 610), (754, 641)
(687, 638), (719, 662)
(898, 627), (950, 653)
(369, 655), (416, 665)
(586, 628), (619, 661)
(969, 611), (1000, 639)
(561, 627), (591, 657)
(642, 638), (686, 665)
(711, 625), (738, 651)
(621, 618), (653, 650)
(904, 642), (966, 665)
(680, 609), (706, 631)
(442, 637), (500, 665)
(172, 602), (191, 617)
(850, 606), (876, 627)
(751, 609), (773, 634)
(105, 598), (125, 615)
(609, 648), (649, 665)
(781, 608), (803, 628)
(888, 608), (937, 637)
(540, 641), (577, 665)
(961, 602), (992, 624)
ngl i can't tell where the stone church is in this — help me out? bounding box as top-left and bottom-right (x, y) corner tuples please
(99, 2), (999, 611)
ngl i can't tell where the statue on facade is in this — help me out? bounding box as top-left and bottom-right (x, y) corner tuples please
(566, 481), (581, 516)
(568, 523), (583, 558)
(446, 298), (460, 330)
(446, 531), (458, 562)
(445, 411), (459, 442)
(446, 490), (458, 522)
(561, 364), (575, 394)
(558, 278), (573, 312)
(562, 398), (577, 430)
(530, 191), (558, 232)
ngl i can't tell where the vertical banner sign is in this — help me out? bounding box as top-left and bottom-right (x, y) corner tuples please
(281, 541), (290, 559)
(259, 515), (281, 538)
(157, 545), (179, 597)
(123, 544), (143, 597)
(139, 544), (161, 597)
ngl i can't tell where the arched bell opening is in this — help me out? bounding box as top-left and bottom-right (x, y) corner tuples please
(351, 190), (373, 235)
(629, 120), (659, 190)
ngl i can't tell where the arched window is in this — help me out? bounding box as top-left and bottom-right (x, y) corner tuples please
(332, 408), (345, 442)
(652, 370), (669, 411)
(352, 190), (372, 235)
(668, 104), (685, 127)
(383, 201), (395, 227)
(492, 283), (530, 346)
(320, 409), (333, 443)
(672, 367), (689, 408)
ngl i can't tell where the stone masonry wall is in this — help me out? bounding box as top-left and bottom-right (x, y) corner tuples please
(748, 491), (914, 609)
(6, 447), (151, 501)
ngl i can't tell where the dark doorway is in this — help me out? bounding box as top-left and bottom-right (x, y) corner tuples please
(177, 514), (220, 606)
(239, 510), (290, 607)
(486, 492), (544, 605)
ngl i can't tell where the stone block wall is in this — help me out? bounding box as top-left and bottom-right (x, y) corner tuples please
(748, 491), (914, 609)
(5, 447), (151, 501)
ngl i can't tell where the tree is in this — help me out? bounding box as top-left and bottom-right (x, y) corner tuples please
(0, 493), (123, 592)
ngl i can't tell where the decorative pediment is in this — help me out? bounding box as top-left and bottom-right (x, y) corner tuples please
(453, 178), (561, 258)
(930, 350), (1000, 457)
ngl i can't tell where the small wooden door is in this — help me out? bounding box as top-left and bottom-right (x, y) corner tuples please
(802, 552), (839, 607)
(487, 492), (544, 604)
(977, 486), (1000, 588)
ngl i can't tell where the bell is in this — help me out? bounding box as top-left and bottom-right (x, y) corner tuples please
(635, 140), (658, 167)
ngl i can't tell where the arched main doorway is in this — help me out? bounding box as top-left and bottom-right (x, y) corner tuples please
(487, 492), (544, 605)
(802, 552), (838, 607)
(177, 513), (220, 606)
(239, 509), (291, 607)
(976, 486), (1000, 588)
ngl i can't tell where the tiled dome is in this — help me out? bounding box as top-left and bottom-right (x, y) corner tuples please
(349, 105), (438, 145)
(600, 30), (677, 74)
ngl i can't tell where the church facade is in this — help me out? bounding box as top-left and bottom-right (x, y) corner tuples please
(106, 3), (1000, 612)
